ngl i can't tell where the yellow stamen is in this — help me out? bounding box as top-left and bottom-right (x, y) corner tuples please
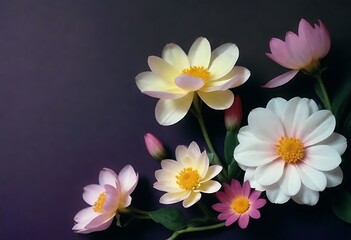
(277, 137), (304, 163)
(232, 196), (250, 214)
(182, 66), (210, 83)
(93, 192), (106, 212)
(176, 167), (200, 190)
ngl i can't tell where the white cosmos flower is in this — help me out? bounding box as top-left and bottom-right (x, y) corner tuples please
(136, 37), (250, 126)
(234, 97), (347, 205)
(154, 141), (222, 208)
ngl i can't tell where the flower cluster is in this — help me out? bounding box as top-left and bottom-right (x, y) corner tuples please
(73, 18), (350, 239)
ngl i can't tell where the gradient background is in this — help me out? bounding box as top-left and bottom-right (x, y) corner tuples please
(0, 0), (350, 239)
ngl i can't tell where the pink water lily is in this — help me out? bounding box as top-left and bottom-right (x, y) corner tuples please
(73, 166), (138, 233)
(263, 18), (330, 88)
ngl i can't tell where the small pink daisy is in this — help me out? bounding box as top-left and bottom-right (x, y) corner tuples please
(212, 180), (266, 229)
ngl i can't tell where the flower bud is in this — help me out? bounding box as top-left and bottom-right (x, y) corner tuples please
(144, 133), (167, 160)
(225, 95), (242, 131)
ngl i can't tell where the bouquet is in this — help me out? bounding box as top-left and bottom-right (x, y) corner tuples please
(72, 18), (350, 239)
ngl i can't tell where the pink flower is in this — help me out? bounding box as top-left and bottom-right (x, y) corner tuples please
(144, 132), (167, 160)
(212, 180), (266, 229)
(263, 18), (330, 88)
(73, 165), (138, 233)
(224, 95), (242, 131)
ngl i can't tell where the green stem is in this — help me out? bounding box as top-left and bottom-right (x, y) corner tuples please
(125, 206), (151, 219)
(192, 95), (229, 181)
(315, 73), (332, 111)
(167, 222), (225, 240)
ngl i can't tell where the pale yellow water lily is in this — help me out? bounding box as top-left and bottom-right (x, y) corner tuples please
(154, 141), (222, 208)
(136, 37), (250, 126)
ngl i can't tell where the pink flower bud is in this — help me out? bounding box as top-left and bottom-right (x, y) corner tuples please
(225, 95), (242, 131)
(144, 133), (167, 160)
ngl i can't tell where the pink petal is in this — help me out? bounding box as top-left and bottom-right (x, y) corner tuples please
(175, 75), (204, 91)
(267, 38), (298, 69)
(99, 168), (118, 187)
(248, 208), (261, 219)
(242, 181), (251, 197)
(251, 198), (267, 209)
(103, 184), (119, 212)
(83, 184), (104, 205)
(262, 70), (299, 88)
(248, 190), (262, 202)
(238, 214), (250, 229)
(225, 214), (240, 226)
(118, 165), (139, 196)
(285, 31), (312, 67)
(212, 203), (231, 212)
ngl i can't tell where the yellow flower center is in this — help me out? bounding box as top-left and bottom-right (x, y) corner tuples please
(182, 66), (210, 83)
(176, 167), (200, 190)
(231, 196), (250, 214)
(93, 192), (106, 212)
(277, 137), (305, 163)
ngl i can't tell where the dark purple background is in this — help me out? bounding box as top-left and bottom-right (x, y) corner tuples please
(0, 0), (350, 239)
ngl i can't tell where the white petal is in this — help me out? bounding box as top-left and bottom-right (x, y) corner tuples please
(282, 97), (310, 136)
(160, 160), (183, 173)
(307, 98), (319, 114)
(292, 184), (319, 205)
(324, 167), (343, 187)
(135, 71), (186, 99)
(99, 168), (118, 187)
(183, 191), (201, 208)
(318, 133), (347, 155)
(202, 165), (222, 181)
(188, 37), (211, 67)
(237, 126), (255, 143)
(255, 160), (285, 186)
(197, 90), (234, 110)
(162, 43), (189, 71)
(303, 145), (341, 171)
(297, 110), (336, 146)
(243, 167), (265, 191)
(175, 75), (204, 91)
(234, 141), (278, 167)
(197, 180), (221, 193)
(295, 163), (327, 191)
(155, 92), (194, 125)
(279, 164), (301, 196)
(153, 180), (181, 192)
(202, 66), (250, 92)
(208, 43), (239, 80)
(148, 56), (179, 81)
(266, 97), (287, 120)
(160, 191), (190, 205)
(83, 184), (104, 205)
(265, 184), (290, 204)
(248, 108), (285, 142)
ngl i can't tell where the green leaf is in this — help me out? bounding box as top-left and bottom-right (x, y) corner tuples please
(224, 130), (237, 165)
(228, 159), (240, 179)
(207, 152), (215, 164)
(331, 188), (351, 224)
(332, 76), (351, 119)
(148, 208), (186, 231)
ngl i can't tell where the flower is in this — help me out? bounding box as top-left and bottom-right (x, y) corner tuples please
(144, 132), (167, 160)
(234, 97), (347, 205)
(136, 37), (250, 126)
(263, 18), (330, 88)
(224, 95), (242, 131)
(73, 165), (139, 233)
(212, 180), (266, 229)
(153, 141), (222, 208)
